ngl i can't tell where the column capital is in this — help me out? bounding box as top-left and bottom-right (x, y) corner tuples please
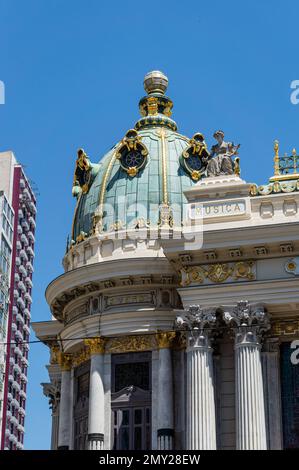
(176, 305), (217, 331)
(175, 305), (217, 350)
(223, 300), (270, 345)
(56, 351), (73, 371)
(155, 331), (176, 349)
(84, 337), (106, 355)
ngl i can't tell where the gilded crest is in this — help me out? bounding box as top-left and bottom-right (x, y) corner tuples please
(181, 133), (210, 181)
(116, 129), (148, 177)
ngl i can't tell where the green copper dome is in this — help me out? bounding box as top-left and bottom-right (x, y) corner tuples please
(71, 71), (198, 244)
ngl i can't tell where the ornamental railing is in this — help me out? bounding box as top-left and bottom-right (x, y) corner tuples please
(272, 140), (299, 180)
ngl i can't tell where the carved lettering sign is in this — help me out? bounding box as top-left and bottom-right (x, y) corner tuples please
(189, 199), (246, 220)
(105, 293), (153, 308)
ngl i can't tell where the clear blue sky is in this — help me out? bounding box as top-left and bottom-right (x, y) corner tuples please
(0, 0), (298, 449)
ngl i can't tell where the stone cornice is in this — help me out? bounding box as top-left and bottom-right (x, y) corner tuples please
(46, 258), (176, 321)
(178, 277), (299, 312)
(46, 257), (173, 305)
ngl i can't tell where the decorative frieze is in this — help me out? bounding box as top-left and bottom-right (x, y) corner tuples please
(56, 351), (73, 371)
(180, 260), (255, 286)
(107, 334), (155, 354)
(155, 331), (176, 349)
(84, 338), (106, 355)
(72, 347), (90, 367)
(285, 257), (299, 276)
(271, 319), (299, 336)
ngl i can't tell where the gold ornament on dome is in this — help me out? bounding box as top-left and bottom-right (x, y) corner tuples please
(191, 170), (201, 181)
(147, 96), (158, 115)
(116, 129), (148, 177)
(181, 133), (210, 181)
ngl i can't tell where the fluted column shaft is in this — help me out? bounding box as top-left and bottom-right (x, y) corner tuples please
(156, 333), (175, 450)
(85, 338), (106, 450)
(186, 331), (217, 450)
(261, 339), (283, 449)
(223, 301), (269, 450)
(58, 369), (72, 450)
(235, 327), (267, 450)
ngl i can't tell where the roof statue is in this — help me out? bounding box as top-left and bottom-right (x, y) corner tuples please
(207, 130), (240, 177)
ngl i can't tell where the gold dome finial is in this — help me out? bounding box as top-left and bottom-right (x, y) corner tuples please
(143, 70), (168, 95)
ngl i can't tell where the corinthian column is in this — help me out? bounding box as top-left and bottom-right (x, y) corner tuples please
(176, 305), (217, 450)
(156, 332), (176, 450)
(85, 338), (106, 450)
(57, 353), (72, 450)
(223, 301), (269, 450)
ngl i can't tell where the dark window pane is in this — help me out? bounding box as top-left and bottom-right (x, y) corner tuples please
(122, 409), (129, 426)
(114, 362), (150, 392)
(134, 427), (142, 450)
(120, 428), (129, 450)
(146, 408), (150, 424)
(146, 425), (151, 449)
(113, 429), (117, 450)
(134, 409), (142, 425)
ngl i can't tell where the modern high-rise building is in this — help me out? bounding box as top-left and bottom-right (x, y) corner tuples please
(0, 151), (37, 450)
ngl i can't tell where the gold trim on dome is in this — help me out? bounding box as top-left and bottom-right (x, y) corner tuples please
(84, 338), (106, 355)
(107, 335), (154, 354)
(155, 331), (176, 349)
(147, 96), (158, 115)
(159, 127), (169, 206)
(94, 150), (118, 233)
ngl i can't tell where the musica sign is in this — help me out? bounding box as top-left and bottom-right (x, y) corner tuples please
(189, 199), (247, 220)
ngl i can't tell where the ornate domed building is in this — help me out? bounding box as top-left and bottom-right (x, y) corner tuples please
(33, 72), (299, 450)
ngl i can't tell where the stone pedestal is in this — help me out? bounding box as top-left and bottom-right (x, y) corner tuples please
(176, 306), (217, 450)
(223, 301), (269, 450)
(85, 338), (106, 450)
(156, 333), (175, 450)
